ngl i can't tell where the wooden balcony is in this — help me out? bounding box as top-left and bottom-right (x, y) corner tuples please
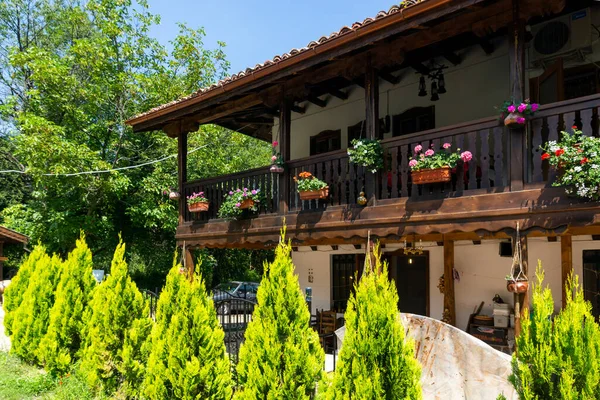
(179, 95), (600, 248)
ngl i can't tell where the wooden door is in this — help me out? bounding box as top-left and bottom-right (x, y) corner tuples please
(390, 254), (429, 316)
(529, 58), (564, 104)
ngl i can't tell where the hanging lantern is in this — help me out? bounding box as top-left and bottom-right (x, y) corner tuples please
(437, 72), (446, 94)
(418, 76), (427, 97)
(430, 81), (439, 101)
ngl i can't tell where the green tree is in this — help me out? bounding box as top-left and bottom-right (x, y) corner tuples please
(509, 261), (600, 399)
(325, 243), (422, 400)
(79, 239), (151, 396)
(10, 252), (62, 364)
(3, 245), (47, 336)
(143, 256), (232, 400)
(39, 235), (96, 375)
(235, 229), (324, 399)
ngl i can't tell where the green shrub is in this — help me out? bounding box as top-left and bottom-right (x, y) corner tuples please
(39, 235), (97, 375)
(11, 252), (62, 364)
(79, 239), (151, 396)
(234, 229), (324, 399)
(509, 261), (600, 399)
(143, 256), (232, 399)
(324, 244), (422, 400)
(3, 245), (48, 336)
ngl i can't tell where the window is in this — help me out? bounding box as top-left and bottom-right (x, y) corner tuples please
(392, 106), (435, 137)
(331, 254), (358, 312)
(347, 117), (390, 147)
(583, 250), (600, 319)
(310, 129), (341, 156)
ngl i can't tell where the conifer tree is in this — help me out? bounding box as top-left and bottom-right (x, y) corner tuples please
(79, 239), (152, 396)
(509, 261), (600, 399)
(11, 253), (62, 364)
(143, 255), (232, 400)
(39, 234), (96, 374)
(325, 243), (422, 400)
(3, 245), (47, 336)
(234, 229), (324, 399)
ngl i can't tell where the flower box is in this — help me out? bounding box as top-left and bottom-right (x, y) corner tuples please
(299, 187), (329, 201)
(188, 201), (209, 213)
(239, 198), (255, 209)
(411, 167), (452, 185)
(506, 280), (528, 294)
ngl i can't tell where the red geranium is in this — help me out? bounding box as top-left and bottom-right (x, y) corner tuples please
(581, 157), (588, 165)
(555, 149), (565, 157)
(541, 153), (550, 160)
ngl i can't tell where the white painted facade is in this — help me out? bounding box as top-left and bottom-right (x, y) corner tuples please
(292, 237), (600, 328)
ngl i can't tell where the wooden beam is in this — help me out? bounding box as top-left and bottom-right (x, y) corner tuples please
(310, 246), (318, 252)
(547, 236), (558, 242)
(353, 244), (361, 250)
(328, 88), (348, 100)
(185, 247), (195, 282)
(278, 98), (291, 215)
(379, 71), (401, 85)
(291, 104), (306, 114)
(411, 63), (430, 75)
(443, 52), (462, 66)
(472, 240), (482, 245)
(478, 37), (495, 55)
(436, 241), (444, 247)
(307, 95), (327, 108)
(508, 9), (526, 192)
(593, 235), (600, 241)
(365, 55), (379, 205)
(193, 94), (264, 125)
(292, 246), (299, 252)
(352, 77), (365, 89)
(561, 235), (573, 309)
(514, 232), (529, 338)
(178, 132), (188, 225)
(331, 245), (339, 251)
(443, 239), (456, 326)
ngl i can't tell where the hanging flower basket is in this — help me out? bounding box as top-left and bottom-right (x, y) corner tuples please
(299, 187), (329, 201)
(239, 198), (255, 209)
(411, 166), (452, 185)
(499, 100), (539, 128)
(270, 164), (285, 174)
(188, 201), (209, 213)
(506, 279), (529, 294)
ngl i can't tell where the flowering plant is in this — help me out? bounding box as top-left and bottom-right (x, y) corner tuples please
(186, 191), (208, 204)
(217, 187), (266, 220)
(499, 99), (539, 125)
(294, 171), (328, 192)
(347, 138), (384, 172)
(271, 141), (283, 166)
(540, 127), (600, 200)
(409, 143), (472, 171)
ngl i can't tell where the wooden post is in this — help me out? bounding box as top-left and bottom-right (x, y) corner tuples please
(508, 0), (526, 192)
(561, 235), (573, 308)
(364, 54), (379, 204)
(278, 97), (292, 214)
(177, 131), (188, 225)
(443, 239), (456, 326)
(514, 233), (529, 338)
(185, 246), (195, 281)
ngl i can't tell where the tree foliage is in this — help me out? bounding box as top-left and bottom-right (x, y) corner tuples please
(325, 243), (422, 400)
(509, 261), (600, 399)
(79, 239), (151, 397)
(235, 229), (324, 399)
(39, 234), (96, 375)
(143, 256), (232, 400)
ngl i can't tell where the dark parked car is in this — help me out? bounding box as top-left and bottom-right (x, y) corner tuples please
(213, 281), (259, 314)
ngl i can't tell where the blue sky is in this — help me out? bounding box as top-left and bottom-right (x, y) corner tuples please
(147, 0), (397, 75)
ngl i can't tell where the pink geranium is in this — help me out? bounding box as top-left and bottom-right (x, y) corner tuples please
(442, 143), (451, 149)
(273, 141), (278, 147)
(271, 155), (277, 161)
(460, 151), (473, 162)
(518, 103), (527, 113)
(409, 159), (418, 168)
(425, 149), (434, 157)
(414, 144), (422, 153)
(531, 103), (539, 112)
(507, 105), (516, 113)
(516, 117), (526, 124)
(235, 202), (241, 207)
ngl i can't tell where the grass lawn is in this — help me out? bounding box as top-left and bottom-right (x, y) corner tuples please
(0, 352), (106, 400)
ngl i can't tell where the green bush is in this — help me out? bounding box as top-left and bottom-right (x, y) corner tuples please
(143, 256), (232, 399)
(11, 252), (62, 364)
(234, 229), (324, 399)
(3, 245), (48, 336)
(324, 244), (422, 400)
(79, 240), (152, 396)
(509, 261), (600, 399)
(39, 235), (97, 375)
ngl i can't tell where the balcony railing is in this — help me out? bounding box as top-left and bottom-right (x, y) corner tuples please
(181, 95), (600, 224)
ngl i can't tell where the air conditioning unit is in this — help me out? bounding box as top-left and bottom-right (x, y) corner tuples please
(530, 8), (592, 67)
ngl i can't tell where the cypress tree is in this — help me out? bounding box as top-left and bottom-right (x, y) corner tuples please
(143, 255), (232, 400)
(11, 253), (62, 364)
(325, 243), (422, 400)
(509, 261), (600, 399)
(234, 229), (324, 399)
(79, 239), (152, 396)
(39, 234), (96, 374)
(3, 245), (47, 336)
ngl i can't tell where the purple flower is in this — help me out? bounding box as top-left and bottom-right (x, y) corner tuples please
(517, 103), (527, 113)
(229, 191), (233, 195)
(424, 149), (434, 157)
(409, 159), (418, 168)
(531, 103), (539, 112)
(507, 105), (516, 113)
(516, 117), (526, 124)
(244, 188), (248, 192)
(251, 189), (257, 195)
(414, 144), (423, 153)
(460, 151), (473, 162)
(442, 143), (451, 149)
(235, 202), (241, 207)
(237, 189), (241, 192)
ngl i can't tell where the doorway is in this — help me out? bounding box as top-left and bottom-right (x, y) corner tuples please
(388, 253), (429, 316)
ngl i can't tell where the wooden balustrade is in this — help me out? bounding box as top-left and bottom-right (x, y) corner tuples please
(179, 96), (600, 224)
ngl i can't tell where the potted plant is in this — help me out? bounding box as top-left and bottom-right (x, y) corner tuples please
(294, 171), (329, 200)
(347, 138), (384, 172)
(409, 143), (472, 184)
(186, 191), (209, 213)
(217, 187), (266, 220)
(541, 127), (600, 200)
(270, 141), (284, 173)
(499, 99), (539, 128)
(506, 274), (529, 294)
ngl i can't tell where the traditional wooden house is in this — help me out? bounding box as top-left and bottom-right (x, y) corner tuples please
(128, 0), (600, 339)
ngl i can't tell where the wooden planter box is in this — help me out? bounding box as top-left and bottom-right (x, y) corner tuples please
(299, 187), (329, 201)
(412, 167), (452, 185)
(239, 198), (255, 209)
(188, 201), (209, 213)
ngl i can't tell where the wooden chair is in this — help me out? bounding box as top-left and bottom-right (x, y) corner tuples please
(318, 310), (337, 353)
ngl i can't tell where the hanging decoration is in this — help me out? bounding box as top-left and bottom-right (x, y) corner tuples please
(506, 222), (528, 293)
(416, 62), (448, 102)
(403, 234), (424, 256)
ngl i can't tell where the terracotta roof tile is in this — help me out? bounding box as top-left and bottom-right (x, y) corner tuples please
(132, 0), (426, 121)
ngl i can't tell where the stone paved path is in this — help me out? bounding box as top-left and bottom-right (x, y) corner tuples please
(0, 306), (10, 351)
